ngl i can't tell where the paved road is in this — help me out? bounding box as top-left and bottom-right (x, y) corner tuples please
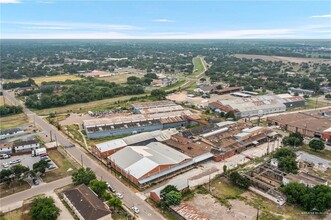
(0, 176), (72, 212)
(2, 90), (165, 220)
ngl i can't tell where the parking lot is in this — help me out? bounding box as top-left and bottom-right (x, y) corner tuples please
(0, 153), (57, 172)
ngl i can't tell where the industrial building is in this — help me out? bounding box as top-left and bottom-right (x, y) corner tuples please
(289, 87), (315, 96)
(267, 108), (331, 139)
(92, 129), (178, 158)
(209, 95), (286, 118)
(84, 101), (199, 139)
(108, 142), (192, 188)
(276, 94), (305, 108)
(84, 110), (194, 139)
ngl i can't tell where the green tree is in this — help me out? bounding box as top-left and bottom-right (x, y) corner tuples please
(151, 89), (166, 100)
(107, 196), (122, 210)
(29, 196), (60, 220)
(11, 164), (29, 180)
(160, 185), (179, 200)
(309, 139), (325, 151)
(163, 191), (182, 206)
(282, 132), (303, 147)
(273, 148), (298, 173)
(32, 160), (49, 174)
(89, 179), (108, 197)
(72, 167), (96, 185)
(229, 172), (251, 189)
(0, 169), (13, 184)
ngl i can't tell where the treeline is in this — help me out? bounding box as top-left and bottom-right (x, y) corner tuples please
(205, 56), (326, 94)
(127, 73), (158, 85)
(25, 78), (144, 109)
(0, 105), (23, 116)
(3, 78), (36, 90)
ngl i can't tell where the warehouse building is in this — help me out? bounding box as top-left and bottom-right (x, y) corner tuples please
(267, 108), (331, 139)
(276, 94), (305, 108)
(84, 110), (194, 139)
(108, 142), (192, 188)
(209, 95), (286, 118)
(92, 129), (178, 158)
(289, 87), (315, 96)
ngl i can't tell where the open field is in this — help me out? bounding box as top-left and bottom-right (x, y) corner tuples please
(32, 94), (148, 115)
(6, 75), (82, 86)
(0, 113), (29, 130)
(233, 54), (331, 64)
(43, 149), (77, 183)
(192, 56), (205, 77)
(0, 96), (12, 106)
(288, 99), (331, 112)
(101, 73), (144, 84)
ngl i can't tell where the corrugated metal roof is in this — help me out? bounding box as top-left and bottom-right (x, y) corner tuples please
(95, 139), (127, 153)
(108, 142), (191, 180)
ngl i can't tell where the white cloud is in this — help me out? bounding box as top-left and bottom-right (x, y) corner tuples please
(2, 21), (141, 31)
(310, 14), (331, 18)
(0, 0), (21, 3)
(24, 26), (73, 30)
(153, 19), (175, 23)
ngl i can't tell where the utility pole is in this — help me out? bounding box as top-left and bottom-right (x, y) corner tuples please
(50, 131), (53, 142)
(80, 154), (83, 167)
(208, 174), (211, 192)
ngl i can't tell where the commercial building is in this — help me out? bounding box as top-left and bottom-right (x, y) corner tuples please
(63, 184), (112, 220)
(323, 127), (331, 144)
(12, 140), (40, 153)
(267, 108), (331, 139)
(92, 129), (178, 158)
(108, 142), (192, 188)
(209, 95), (286, 118)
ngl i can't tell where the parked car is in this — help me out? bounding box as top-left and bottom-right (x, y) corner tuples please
(32, 178), (39, 185)
(39, 153), (48, 157)
(9, 159), (21, 165)
(2, 162), (9, 168)
(115, 193), (123, 199)
(131, 206), (140, 214)
(106, 183), (116, 193)
(0, 154), (10, 159)
(47, 163), (56, 169)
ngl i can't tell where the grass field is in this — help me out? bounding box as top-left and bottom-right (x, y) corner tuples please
(43, 149), (77, 183)
(192, 57), (205, 77)
(0, 96), (12, 106)
(32, 94), (148, 115)
(6, 75), (82, 86)
(102, 73), (143, 84)
(0, 113), (29, 130)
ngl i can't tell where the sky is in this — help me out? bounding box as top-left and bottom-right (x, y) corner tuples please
(1, 0), (331, 39)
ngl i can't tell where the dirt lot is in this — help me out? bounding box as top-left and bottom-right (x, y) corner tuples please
(102, 73), (144, 84)
(233, 54), (331, 64)
(176, 193), (257, 220)
(0, 96), (12, 106)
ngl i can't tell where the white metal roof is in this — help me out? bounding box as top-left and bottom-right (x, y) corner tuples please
(95, 139), (127, 153)
(108, 142), (191, 179)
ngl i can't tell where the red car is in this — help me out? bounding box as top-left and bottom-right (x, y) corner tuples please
(39, 153), (48, 157)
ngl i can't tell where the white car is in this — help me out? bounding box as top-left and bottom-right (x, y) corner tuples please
(115, 192), (123, 199)
(131, 206), (140, 214)
(2, 163), (9, 168)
